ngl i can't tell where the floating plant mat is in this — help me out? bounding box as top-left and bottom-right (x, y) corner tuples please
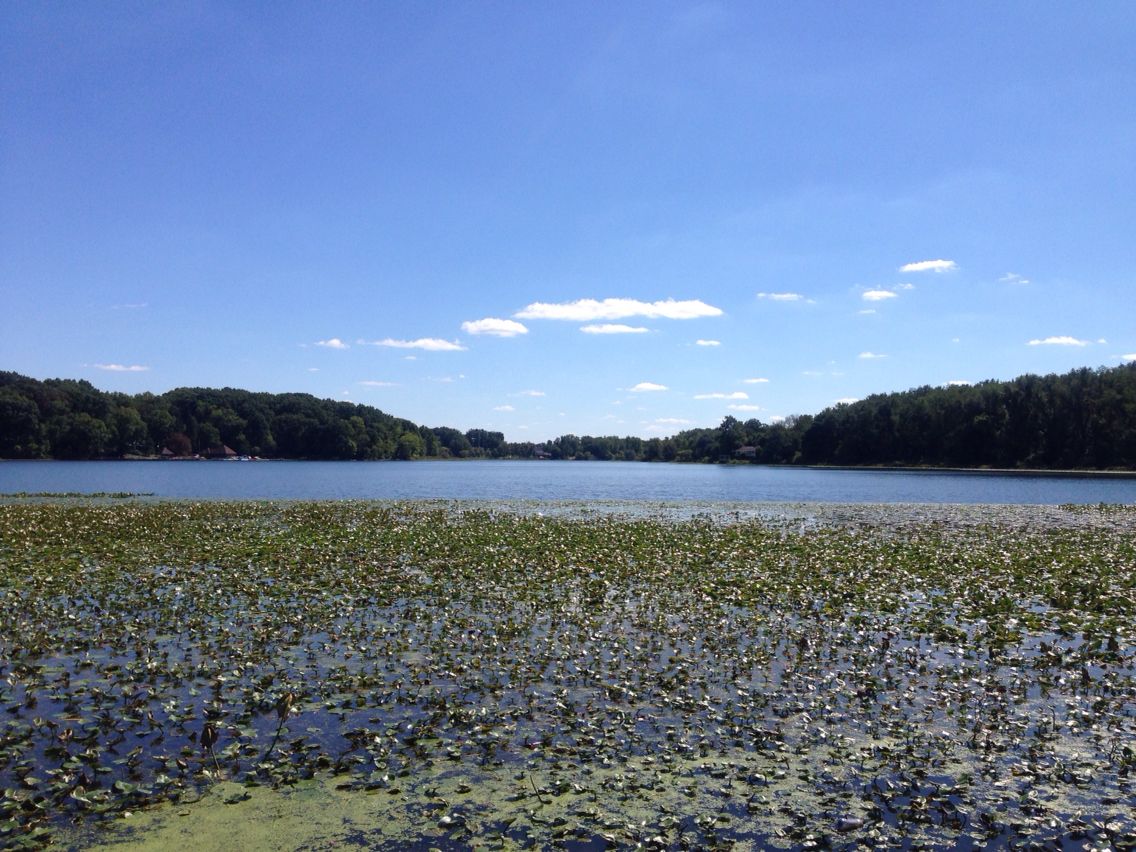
(1, 500), (1134, 850)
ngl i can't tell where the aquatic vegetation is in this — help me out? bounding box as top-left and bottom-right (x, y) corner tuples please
(1, 500), (1134, 849)
(0, 493), (154, 500)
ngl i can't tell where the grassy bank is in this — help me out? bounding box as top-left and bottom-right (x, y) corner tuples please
(1, 500), (1134, 849)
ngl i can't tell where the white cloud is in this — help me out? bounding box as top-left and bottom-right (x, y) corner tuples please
(694, 391), (749, 400)
(307, 367), (319, 372)
(515, 389), (545, 397)
(834, 397), (860, 405)
(493, 404), (515, 412)
(862, 289), (898, 302)
(655, 417), (691, 425)
(366, 338), (466, 351)
(316, 338), (349, 350)
(757, 292), (804, 302)
(461, 318), (528, 337)
(112, 302), (148, 310)
(858, 309), (877, 315)
(743, 377), (770, 384)
(93, 363), (149, 372)
(516, 297), (723, 321)
(1123, 354), (1136, 362)
(1027, 336), (1089, 347)
(947, 380), (972, 386)
(581, 324), (650, 334)
(359, 380), (398, 387)
(896, 282), (916, 291)
(858, 351), (887, 360)
(999, 273), (1030, 285)
(629, 382), (668, 392)
(900, 259), (957, 273)
(695, 339), (721, 347)
(729, 404), (761, 411)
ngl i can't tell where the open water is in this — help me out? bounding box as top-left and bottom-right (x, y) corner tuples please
(2, 459), (1135, 504)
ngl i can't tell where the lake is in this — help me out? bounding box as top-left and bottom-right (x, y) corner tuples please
(2, 459), (1135, 503)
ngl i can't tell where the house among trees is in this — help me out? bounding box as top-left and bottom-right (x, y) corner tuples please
(202, 444), (238, 459)
(163, 432), (194, 457)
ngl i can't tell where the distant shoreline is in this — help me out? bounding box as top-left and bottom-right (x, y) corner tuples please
(5, 456), (1136, 479)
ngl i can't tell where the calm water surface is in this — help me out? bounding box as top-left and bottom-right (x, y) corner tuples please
(2, 460), (1135, 504)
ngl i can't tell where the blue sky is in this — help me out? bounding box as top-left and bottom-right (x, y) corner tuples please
(3, 3), (1134, 441)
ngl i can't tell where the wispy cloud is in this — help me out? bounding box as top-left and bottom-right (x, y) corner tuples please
(359, 380), (398, 387)
(654, 417), (691, 425)
(743, 377), (770, 384)
(1123, 354), (1136, 363)
(1000, 273), (1030, 285)
(93, 363), (149, 372)
(947, 380), (972, 386)
(858, 351), (887, 360)
(461, 318), (528, 337)
(364, 338), (466, 351)
(581, 324), (650, 334)
(694, 391), (749, 400)
(757, 292), (806, 302)
(516, 297), (722, 321)
(1028, 336), (1089, 347)
(112, 302), (148, 310)
(834, 397), (860, 405)
(900, 259), (957, 273)
(514, 389), (546, 397)
(316, 338), (349, 350)
(629, 382), (668, 392)
(695, 339), (720, 347)
(493, 404), (515, 412)
(862, 289), (897, 302)
(729, 404), (761, 411)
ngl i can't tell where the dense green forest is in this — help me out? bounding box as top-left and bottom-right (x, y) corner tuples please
(2, 363), (1135, 468)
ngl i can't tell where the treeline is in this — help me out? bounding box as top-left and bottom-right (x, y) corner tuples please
(509, 363), (1136, 469)
(797, 363), (1136, 469)
(0, 372), (510, 460)
(2, 363), (1135, 469)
